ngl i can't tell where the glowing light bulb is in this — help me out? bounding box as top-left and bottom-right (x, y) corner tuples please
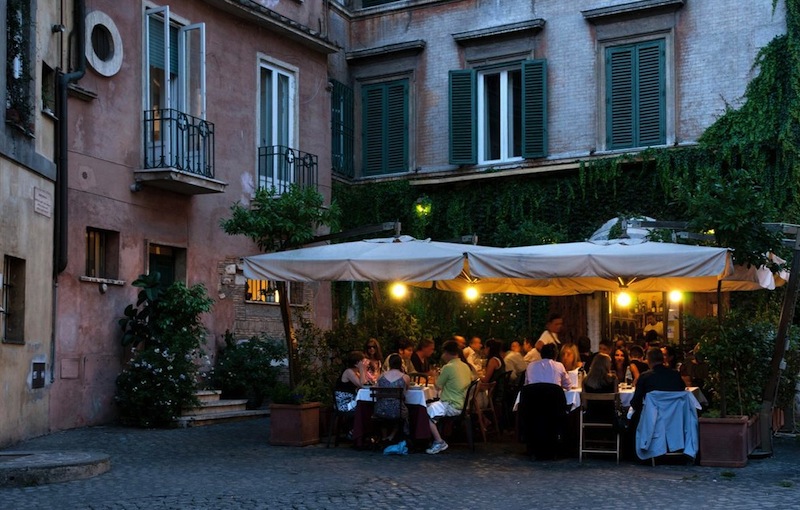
(669, 290), (683, 303)
(390, 283), (407, 299)
(617, 292), (632, 307)
(465, 286), (479, 301)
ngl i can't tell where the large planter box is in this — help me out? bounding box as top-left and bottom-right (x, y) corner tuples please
(269, 402), (321, 446)
(699, 415), (758, 467)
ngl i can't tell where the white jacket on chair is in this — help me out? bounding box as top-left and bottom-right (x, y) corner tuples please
(636, 390), (701, 460)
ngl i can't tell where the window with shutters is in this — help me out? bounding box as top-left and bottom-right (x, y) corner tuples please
(1, 255), (25, 344)
(257, 58), (297, 191)
(361, 80), (408, 176)
(449, 60), (547, 166)
(605, 39), (665, 150)
(85, 228), (120, 280)
(144, 7), (205, 119)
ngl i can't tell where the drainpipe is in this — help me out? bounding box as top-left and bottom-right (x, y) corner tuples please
(51, 0), (86, 382)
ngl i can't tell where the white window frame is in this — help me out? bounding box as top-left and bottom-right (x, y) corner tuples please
(256, 55), (299, 190)
(477, 65), (524, 165)
(143, 6), (206, 117)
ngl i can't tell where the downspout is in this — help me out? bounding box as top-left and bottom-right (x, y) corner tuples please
(51, 0), (86, 382)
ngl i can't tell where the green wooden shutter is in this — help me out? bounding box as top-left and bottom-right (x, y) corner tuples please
(148, 18), (178, 72)
(607, 45), (635, 149)
(448, 69), (476, 165)
(386, 81), (408, 173)
(637, 40), (665, 146)
(361, 80), (408, 176)
(607, 40), (665, 149)
(362, 84), (385, 176)
(521, 59), (547, 158)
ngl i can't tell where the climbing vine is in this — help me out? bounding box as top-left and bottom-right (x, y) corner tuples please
(332, 0), (800, 336)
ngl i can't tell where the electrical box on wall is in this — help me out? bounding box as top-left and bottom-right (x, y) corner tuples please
(32, 362), (46, 389)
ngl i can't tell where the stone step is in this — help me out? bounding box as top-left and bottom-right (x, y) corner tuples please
(175, 409), (270, 428)
(181, 399), (249, 417)
(194, 390), (222, 403)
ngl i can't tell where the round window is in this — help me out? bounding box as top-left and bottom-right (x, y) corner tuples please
(85, 10), (123, 77)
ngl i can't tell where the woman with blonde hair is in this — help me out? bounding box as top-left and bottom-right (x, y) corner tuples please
(559, 343), (583, 372)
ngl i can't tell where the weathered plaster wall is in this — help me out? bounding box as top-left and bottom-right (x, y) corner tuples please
(49, 0), (333, 431)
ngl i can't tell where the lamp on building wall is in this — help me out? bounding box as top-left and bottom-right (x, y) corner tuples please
(414, 196), (432, 217)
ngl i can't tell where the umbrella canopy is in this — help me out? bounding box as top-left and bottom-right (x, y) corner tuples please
(243, 235), (491, 283)
(410, 239), (740, 295)
(243, 235), (765, 295)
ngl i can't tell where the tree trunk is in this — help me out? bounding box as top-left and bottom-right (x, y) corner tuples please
(277, 281), (298, 389)
(758, 242), (800, 453)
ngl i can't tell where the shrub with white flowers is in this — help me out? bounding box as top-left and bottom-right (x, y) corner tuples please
(115, 273), (214, 427)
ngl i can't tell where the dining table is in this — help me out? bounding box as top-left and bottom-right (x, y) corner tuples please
(513, 385), (707, 412)
(351, 384), (437, 448)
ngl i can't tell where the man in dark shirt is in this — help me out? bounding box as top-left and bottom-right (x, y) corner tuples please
(411, 337), (435, 374)
(630, 347), (685, 417)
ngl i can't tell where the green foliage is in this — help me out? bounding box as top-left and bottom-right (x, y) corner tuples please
(115, 274), (214, 427)
(220, 184), (341, 252)
(212, 332), (287, 408)
(692, 309), (800, 417)
(5, 0), (34, 131)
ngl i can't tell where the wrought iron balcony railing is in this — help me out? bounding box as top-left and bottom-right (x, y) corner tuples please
(143, 108), (215, 178)
(257, 145), (318, 194)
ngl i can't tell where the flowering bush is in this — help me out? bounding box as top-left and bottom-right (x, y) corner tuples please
(115, 273), (214, 427)
(212, 332), (286, 408)
(115, 347), (200, 427)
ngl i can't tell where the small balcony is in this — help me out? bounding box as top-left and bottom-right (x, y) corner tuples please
(257, 145), (318, 194)
(136, 108), (227, 195)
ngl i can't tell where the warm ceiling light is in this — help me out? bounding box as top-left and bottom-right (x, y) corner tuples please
(465, 286), (479, 301)
(390, 282), (408, 299)
(616, 292), (632, 307)
(669, 290), (683, 303)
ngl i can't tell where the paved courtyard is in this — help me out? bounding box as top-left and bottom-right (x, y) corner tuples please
(2, 418), (799, 509)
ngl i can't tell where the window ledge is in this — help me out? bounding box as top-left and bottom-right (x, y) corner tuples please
(80, 275), (125, 286)
(245, 300), (303, 307)
(453, 20), (545, 45)
(582, 0), (685, 23)
(346, 40), (426, 63)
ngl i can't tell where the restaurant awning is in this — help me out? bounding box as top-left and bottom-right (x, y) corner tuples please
(242, 235), (780, 295)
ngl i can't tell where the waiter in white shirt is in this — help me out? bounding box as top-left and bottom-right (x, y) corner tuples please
(535, 313), (564, 352)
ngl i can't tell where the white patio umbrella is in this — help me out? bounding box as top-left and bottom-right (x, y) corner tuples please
(243, 234), (769, 296)
(243, 235), (491, 283)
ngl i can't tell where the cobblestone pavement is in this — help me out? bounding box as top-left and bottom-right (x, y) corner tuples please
(2, 418), (799, 509)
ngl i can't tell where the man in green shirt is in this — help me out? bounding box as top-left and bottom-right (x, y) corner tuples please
(425, 340), (473, 454)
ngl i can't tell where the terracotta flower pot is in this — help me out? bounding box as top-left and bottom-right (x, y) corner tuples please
(269, 402), (321, 446)
(699, 415), (759, 467)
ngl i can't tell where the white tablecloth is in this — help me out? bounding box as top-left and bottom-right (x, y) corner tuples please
(356, 385), (436, 407)
(513, 386), (700, 412)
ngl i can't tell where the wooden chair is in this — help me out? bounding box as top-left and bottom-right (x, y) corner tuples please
(579, 392), (621, 463)
(471, 381), (499, 442)
(437, 379), (479, 452)
(518, 383), (568, 460)
(326, 388), (351, 448)
(369, 386), (406, 445)
(409, 372), (429, 385)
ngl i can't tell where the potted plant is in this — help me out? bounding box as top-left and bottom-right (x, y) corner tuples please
(691, 309), (798, 467)
(212, 331), (286, 409)
(268, 381), (322, 446)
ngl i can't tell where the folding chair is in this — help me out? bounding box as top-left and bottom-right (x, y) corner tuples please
(579, 392), (621, 463)
(437, 379), (479, 452)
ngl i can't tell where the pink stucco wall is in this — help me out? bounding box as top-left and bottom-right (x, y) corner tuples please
(49, 0), (333, 430)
